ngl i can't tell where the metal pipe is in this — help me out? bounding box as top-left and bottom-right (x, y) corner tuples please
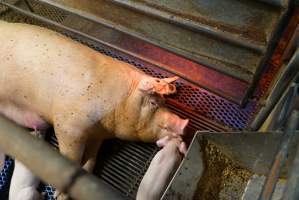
(0, 0), (124, 54)
(258, 110), (299, 200)
(23, 0), (34, 12)
(268, 83), (299, 130)
(37, 0), (266, 85)
(282, 137), (299, 200)
(251, 48), (299, 130)
(255, 0), (289, 7)
(241, 6), (297, 107)
(108, 0), (265, 53)
(0, 116), (123, 200)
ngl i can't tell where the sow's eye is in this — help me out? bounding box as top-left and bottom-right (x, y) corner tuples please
(149, 98), (159, 108)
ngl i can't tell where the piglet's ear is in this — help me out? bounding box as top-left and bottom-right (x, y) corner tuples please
(139, 76), (179, 96)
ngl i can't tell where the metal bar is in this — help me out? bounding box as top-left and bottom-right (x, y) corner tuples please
(37, 0), (263, 84)
(251, 48), (299, 130)
(108, 0), (265, 54)
(0, 0), (132, 58)
(0, 116), (123, 200)
(243, 7), (299, 107)
(258, 110), (299, 200)
(268, 83), (299, 130)
(282, 138), (299, 200)
(256, 0), (289, 7)
(23, 0), (34, 12)
(100, 173), (129, 195)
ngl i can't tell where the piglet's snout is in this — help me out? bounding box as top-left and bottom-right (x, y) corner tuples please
(156, 136), (187, 155)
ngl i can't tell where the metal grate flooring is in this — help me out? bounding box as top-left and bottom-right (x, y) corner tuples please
(94, 140), (159, 198)
(0, 0), (271, 199)
(0, 158), (13, 199)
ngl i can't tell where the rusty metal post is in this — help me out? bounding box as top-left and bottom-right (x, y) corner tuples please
(23, 0), (34, 12)
(0, 116), (123, 200)
(258, 110), (299, 200)
(282, 139), (299, 200)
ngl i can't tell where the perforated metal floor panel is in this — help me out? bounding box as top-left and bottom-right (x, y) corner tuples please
(0, 0), (277, 199)
(0, 158), (13, 199)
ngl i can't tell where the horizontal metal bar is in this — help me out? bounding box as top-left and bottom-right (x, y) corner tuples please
(100, 174), (129, 195)
(0, 115), (123, 200)
(108, 0), (266, 54)
(0, 0), (135, 58)
(103, 162), (135, 181)
(129, 143), (156, 155)
(256, 0), (289, 7)
(105, 156), (140, 176)
(37, 0), (262, 84)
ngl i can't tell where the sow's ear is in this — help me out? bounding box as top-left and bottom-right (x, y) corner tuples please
(139, 76), (179, 96)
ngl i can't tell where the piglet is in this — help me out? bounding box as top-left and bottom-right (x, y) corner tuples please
(137, 137), (187, 200)
(9, 131), (45, 200)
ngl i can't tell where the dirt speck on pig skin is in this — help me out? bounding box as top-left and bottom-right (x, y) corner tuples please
(194, 141), (252, 200)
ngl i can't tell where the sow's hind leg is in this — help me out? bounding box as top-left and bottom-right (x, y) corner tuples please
(81, 138), (103, 172)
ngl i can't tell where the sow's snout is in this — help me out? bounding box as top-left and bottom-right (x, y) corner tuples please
(154, 108), (189, 138)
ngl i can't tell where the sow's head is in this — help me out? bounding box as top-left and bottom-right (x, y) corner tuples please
(118, 76), (189, 143)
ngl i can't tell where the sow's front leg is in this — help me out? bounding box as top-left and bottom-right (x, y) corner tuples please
(52, 115), (87, 200)
(53, 120), (86, 200)
(53, 114), (104, 171)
